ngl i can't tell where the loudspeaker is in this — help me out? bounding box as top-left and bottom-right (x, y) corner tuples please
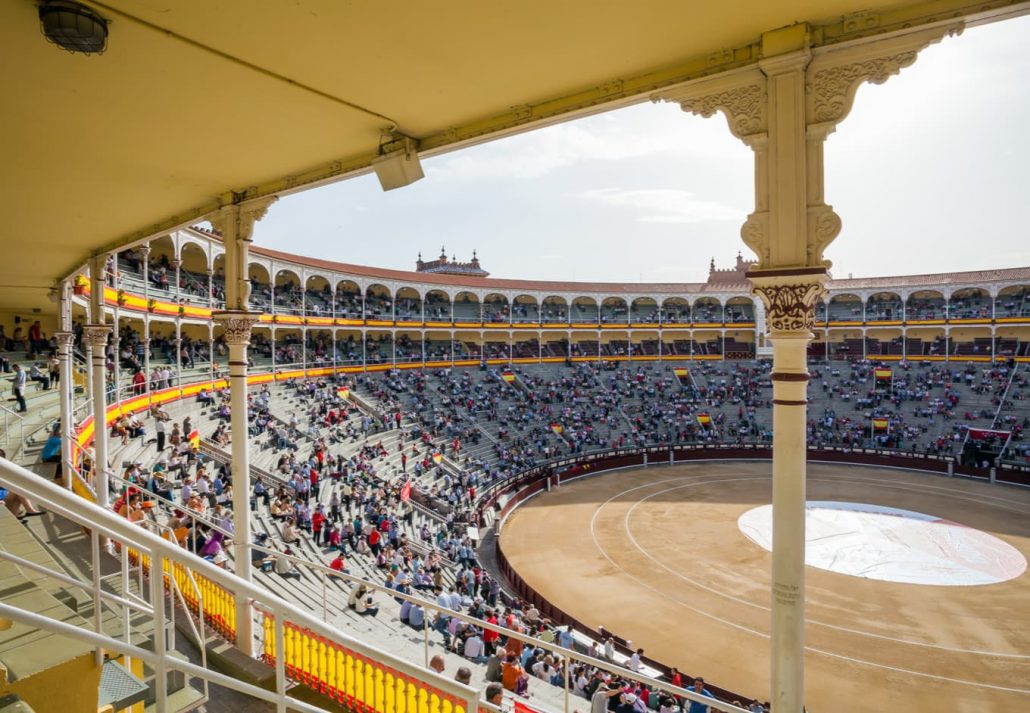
(371, 141), (424, 191)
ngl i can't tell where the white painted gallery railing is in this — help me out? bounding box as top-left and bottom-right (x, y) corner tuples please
(0, 457), (750, 713)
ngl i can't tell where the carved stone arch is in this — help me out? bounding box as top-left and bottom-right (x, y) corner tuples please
(210, 245), (226, 271)
(178, 232), (212, 266)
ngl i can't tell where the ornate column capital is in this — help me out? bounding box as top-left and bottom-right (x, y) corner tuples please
(81, 324), (112, 349)
(53, 331), (75, 350)
(213, 310), (260, 347)
(749, 269), (828, 334)
(139, 244), (151, 257)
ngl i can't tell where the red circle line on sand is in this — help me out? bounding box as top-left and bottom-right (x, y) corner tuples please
(620, 475), (1029, 653)
(573, 471), (1030, 693)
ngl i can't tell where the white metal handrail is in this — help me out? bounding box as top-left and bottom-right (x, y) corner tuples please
(0, 456), (482, 713)
(0, 403), (25, 450)
(236, 540), (749, 712)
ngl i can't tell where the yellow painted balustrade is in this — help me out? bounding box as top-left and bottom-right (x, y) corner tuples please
(122, 546), (238, 643)
(260, 611), (466, 713)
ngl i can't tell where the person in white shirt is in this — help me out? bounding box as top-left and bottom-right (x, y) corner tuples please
(463, 630), (487, 663)
(531, 655), (556, 682)
(274, 551), (300, 579)
(629, 648), (643, 673)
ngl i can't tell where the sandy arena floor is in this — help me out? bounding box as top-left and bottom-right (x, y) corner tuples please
(498, 462), (1030, 712)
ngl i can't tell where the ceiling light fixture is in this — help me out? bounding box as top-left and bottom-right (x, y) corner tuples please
(39, 1), (109, 55)
(371, 134), (424, 191)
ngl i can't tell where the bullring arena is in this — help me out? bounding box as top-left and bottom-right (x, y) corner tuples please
(6, 5), (1030, 712)
(499, 461), (1030, 712)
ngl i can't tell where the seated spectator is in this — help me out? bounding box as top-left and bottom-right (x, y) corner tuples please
(3, 487), (44, 522)
(356, 587), (379, 617)
(463, 628), (488, 664)
(147, 471), (173, 503)
(41, 434), (62, 463)
(485, 684), (504, 708)
(281, 519), (301, 544)
(484, 647), (506, 683)
(329, 552), (348, 575)
(502, 653), (527, 695)
(252, 533), (275, 572)
(28, 363), (50, 390)
(407, 601), (426, 630)
(274, 549), (300, 579)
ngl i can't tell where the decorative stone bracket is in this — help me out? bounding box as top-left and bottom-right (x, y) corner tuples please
(207, 197), (277, 311)
(653, 23), (962, 276)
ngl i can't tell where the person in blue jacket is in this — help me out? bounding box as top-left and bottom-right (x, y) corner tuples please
(687, 678), (716, 713)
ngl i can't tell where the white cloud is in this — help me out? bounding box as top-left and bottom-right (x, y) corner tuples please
(578, 188), (743, 224)
(428, 102), (747, 181)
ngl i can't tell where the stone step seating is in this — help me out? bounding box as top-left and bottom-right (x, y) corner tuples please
(805, 363), (1008, 442)
(10, 508), (156, 655)
(269, 381), (461, 491)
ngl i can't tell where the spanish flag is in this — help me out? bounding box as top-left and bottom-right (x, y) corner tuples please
(188, 429), (200, 448)
(501, 371), (516, 383)
(872, 418), (889, 431)
(697, 413), (711, 426)
(550, 423), (563, 435)
(432, 451), (443, 465)
(337, 387), (350, 399)
(874, 368), (892, 380)
(673, 367), (689, 378)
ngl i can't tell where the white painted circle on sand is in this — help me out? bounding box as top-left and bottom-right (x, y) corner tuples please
(738, 501), (1026, 586)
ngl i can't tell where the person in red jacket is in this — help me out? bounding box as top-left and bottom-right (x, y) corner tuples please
(368, 527), (381, 556)
(482, 610), (500, 654)
(311, 507), (326, 545)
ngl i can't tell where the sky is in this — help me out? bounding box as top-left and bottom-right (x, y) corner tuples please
(249, 15), (1030, 285)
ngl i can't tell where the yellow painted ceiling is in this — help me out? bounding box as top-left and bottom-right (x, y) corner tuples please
(0, 0), (1021, 313)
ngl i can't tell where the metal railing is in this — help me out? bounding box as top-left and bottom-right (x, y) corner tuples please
(0, 457), (483, 713)
(0, 403), (25, 451)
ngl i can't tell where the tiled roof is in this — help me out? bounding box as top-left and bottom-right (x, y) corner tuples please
(828, 267), (1030, 292)
(248, 244), (727, 294)
(194, 228), (1030, 295)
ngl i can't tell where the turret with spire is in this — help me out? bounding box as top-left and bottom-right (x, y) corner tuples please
(707, 253), (756, 286)
(416, 248), (489, 277)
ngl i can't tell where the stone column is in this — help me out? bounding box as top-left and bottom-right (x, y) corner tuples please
(213, 310), (259, 562)
(83, 324), (112, 504)
(171, 337), (182, 389)
(751, 275), (824, 713)
(656, 21), (959, 712)
(142, 336), (152, 399)
(86, 254), (113, 504)
(54, 328), (76, 489)
(111, 310), (121, 401)
(172, 258), (182, 300)
(140, 244), (151, 303)
(209, 195), (276, 657)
